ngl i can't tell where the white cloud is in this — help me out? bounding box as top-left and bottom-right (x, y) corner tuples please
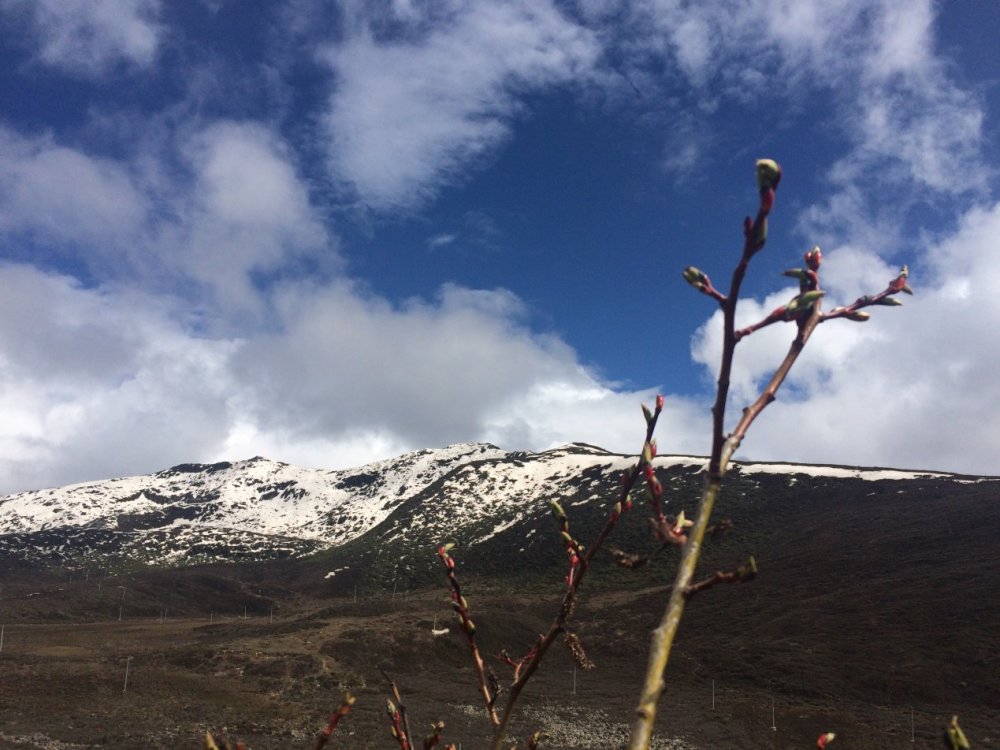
(177, 122), (334, 312)
(2, 0), (163, 76)
(618, 0), (988, 206)
(0, 122), (336, 315)
(0, 263), (237, 492)
(0, 128), (148, 257)
(321, 0), (601, 209)
(0, 264), (672, 493)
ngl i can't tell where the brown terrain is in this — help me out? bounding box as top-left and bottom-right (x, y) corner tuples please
(0, 469), (996, 749)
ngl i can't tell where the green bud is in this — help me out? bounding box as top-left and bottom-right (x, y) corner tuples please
(549, 500), (566, 519)
(798, 290), (825, 306)
(875, 296), (903, 306)
(682, 266), (708, 290)
(782, 268), (807, 279)
(442, 542), (456, 552)
(641, 403), (653, 424)
(787, 290), (824, 312)
(844, 310), (870, 321)
(642, 442), (654, 464)
(561, 531), (574, 545)
(755, 159), (782, 190)
(754, 217), (767, 246)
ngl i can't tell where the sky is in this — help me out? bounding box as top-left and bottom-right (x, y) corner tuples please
(1, 0), (999, 494)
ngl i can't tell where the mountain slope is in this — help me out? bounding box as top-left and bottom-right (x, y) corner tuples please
(0, 441), (992, 576)
(0, 444), (506, 568)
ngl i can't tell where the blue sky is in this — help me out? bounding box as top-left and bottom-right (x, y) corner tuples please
(1, 0), (999, 493)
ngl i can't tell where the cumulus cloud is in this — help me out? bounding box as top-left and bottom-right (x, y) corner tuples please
(321, 0), (601, 209)
(1, 0), (163, 76)
(0, 265), (668, 493)
(0, 128), (148, 261)
(0, 121), (335, 315)
(176, 122), (334, 312)
(0, 264), (237, 492)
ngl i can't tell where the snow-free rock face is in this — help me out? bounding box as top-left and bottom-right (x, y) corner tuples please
(0, 441), (990, 572)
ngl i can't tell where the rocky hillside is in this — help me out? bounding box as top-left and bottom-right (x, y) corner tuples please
(1, 441), (992, 579)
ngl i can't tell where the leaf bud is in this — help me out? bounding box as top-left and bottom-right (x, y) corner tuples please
(672, 510), (693, 534)
(804, 245), (823, 270)
(844, 310), (870, 321)
(755, 159), (782, 190)
(888, 264), (910, 294)
(549, 500), (566, 520)
(788, 290), (824, 313)
(642, 403), (653, 424)
(783, 268), (807, 280)
(875, 296), (903, 306)
(817, 732), (836, 748)
(683, 266), (708, 291)
(642, 442), (654, 464)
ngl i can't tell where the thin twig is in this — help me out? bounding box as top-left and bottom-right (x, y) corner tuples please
(381, 665), (415, 749)
(487, 398), (665, 749)
(627, 160), (908, 749)
(437, 546), (501, 727)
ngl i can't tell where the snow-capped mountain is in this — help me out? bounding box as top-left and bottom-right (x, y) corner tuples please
(0, 443), (505, 568)
(0, 441), (991, 573)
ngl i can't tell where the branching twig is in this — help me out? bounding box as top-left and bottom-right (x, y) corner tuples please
(315, 691), (356, 750)
(421, 720), (448, 749)
(485, 396), (666, 749)
(437, 545), (501, 726)
(628, 159), (910, 748)
(684, 556), (757, 600)
(381, 666), (414, 750)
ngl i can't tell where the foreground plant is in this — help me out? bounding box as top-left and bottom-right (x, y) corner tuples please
(438, 391), (665, 749)
(625, 159), (910, 748)
(425, 159), (910, 749)
(205, 690), (354, 750)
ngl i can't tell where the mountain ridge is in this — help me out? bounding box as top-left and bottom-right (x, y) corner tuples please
(1, 441), (993, 574)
